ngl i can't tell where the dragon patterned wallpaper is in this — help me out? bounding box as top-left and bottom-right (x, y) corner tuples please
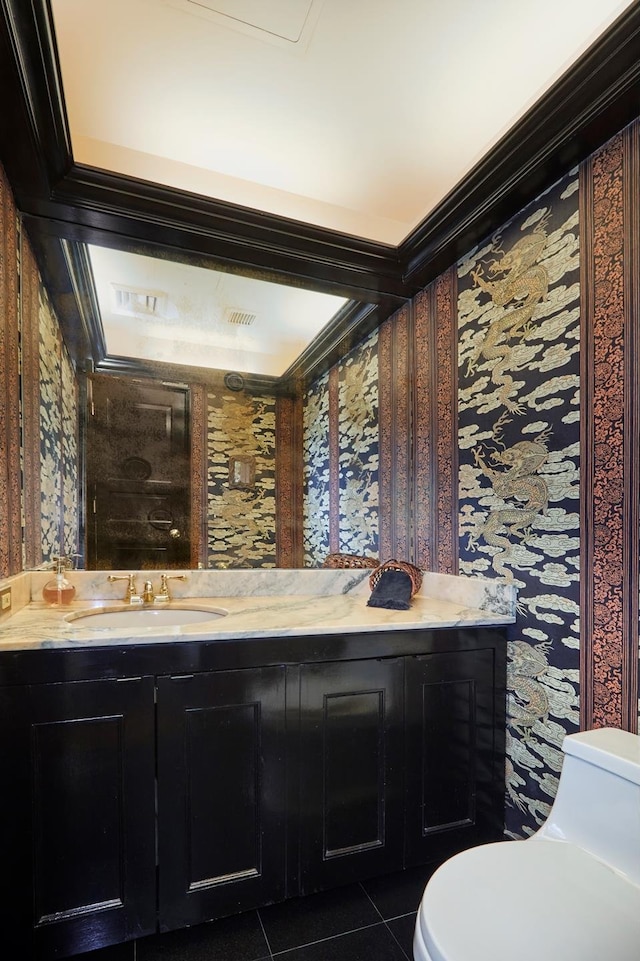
(38, 277), (79, 564)
(337, 330), (379, 559)
(300, 133), (640, 825)
(206, 389), (277, 568)
(302, 331), (379, 566)
(457, 169), (581, 836)
(303, 371), (330, 565)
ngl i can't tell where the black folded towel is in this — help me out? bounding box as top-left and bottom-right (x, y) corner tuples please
(367, 568), (413, 610)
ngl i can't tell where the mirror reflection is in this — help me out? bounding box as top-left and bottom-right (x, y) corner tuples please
(85, 371), (279, 571)
(29, 240), (369, 572)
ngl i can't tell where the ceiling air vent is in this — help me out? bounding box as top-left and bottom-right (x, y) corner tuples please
(225, 308), (257, 327)
(112, 284), (167, 317)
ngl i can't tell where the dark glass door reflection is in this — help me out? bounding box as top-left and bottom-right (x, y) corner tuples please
(86, 375), (191, 569)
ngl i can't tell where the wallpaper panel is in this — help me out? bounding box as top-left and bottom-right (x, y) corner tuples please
(20, 228), (43, 569)
(0, 165), (21, 577)
(189, 382), (207, 568)
(457, 168), (581, 837)
(207, 389), (277, 568)
(338, 329), (379, 559)
(303, 370), (330, 566)
(275, 394), (303, 568)
(39, 290), (66, 561)
(60, 347), (79, 558)
(580, 124), (640, 732)
(413, 289), (435, 571)
(379, 309), (410, 561)
(302, 330), (379, 566)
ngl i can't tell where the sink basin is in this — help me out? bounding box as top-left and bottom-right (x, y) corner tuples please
(65, 605), (228, 629)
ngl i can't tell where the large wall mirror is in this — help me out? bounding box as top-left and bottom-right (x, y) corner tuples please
(25, 230), (398, 571)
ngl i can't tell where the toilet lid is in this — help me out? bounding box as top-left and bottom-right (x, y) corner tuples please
(418, 839), (640, 961)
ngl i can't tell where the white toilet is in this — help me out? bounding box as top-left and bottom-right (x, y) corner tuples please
(413, 727), (640, 961)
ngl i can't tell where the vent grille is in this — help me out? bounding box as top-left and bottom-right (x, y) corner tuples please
(226, 309), (257, 327)
(112, 285), (166, 317)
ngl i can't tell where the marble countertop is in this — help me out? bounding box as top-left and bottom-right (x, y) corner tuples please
(0, 572), (516, 652)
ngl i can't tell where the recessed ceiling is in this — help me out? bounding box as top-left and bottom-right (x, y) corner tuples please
(50, 0), (634, 244)
(43, 0), (635, 379)
(88, 245), (347, 377)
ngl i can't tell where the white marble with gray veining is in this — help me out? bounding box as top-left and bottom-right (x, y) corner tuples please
(26, 567), (517, 608)
(0, 570), (515, 652)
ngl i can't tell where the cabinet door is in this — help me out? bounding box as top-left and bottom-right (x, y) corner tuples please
(405, 648), (504, 865)
(157, 667), (287, 931)
(298, 658), (404, 894)
(0, 677), (156, 958)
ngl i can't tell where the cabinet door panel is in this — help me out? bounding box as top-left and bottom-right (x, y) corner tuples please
(33, 715), (127, 921)
(0, 677), (156, 958)
(157, 667), (286, 930)
(299, 659), (404, 893)
(405, 649), (502, 864)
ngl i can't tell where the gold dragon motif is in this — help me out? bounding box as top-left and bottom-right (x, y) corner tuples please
(504, 640), (554, 811)
(467, 415), (550, 578)
(466, 214), (550, 413)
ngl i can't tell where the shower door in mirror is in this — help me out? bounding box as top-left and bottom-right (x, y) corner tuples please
(86, 375), (191, 569)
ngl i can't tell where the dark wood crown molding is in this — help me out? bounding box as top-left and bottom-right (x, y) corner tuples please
(3, 0), (640, 384)
(399, 1), (640, 292)
(281, 300), (390, 389)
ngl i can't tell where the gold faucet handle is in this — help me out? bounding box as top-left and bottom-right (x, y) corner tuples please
(157, 573), (187, 601)
(108, 573), (141, 604)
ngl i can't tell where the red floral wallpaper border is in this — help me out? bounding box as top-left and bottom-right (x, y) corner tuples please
(328, 365), (340, 553)
(21, 229), (43, 570)
(412, 271), (458, 573)
(413, 288), (433, 570)
(189, 383), (207, 568)
(0, 167), (21, 577)
(580, 121), (640, 732)
(276, 394), (304, 568)
(378, 304), (412, 561)
(434, 269), (458, 576)
(392, 303), (411, 562)
(377, 316), (393, 560)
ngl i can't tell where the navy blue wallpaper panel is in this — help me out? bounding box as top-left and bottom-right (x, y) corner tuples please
(457, 169), (581, 837)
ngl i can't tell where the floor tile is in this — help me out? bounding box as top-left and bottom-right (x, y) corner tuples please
(136, 911), (270, 961)
(72, 941), (134, 960)
(386, 913), (417, 960)
(273, 920), (408, 961)
(361, 863), (439, 919)
(259, 883), (380, 954)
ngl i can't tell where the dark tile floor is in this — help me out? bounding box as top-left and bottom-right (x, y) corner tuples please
(74, 863), (439, 961)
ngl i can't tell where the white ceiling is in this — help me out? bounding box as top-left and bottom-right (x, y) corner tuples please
(49, 0), (634, 376)
(88, 244), (347, 377)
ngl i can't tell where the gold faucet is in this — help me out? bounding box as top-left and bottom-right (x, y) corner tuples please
(109, 573), (187, 605)
(108, 573), (142, 604)
(142, 580), (155, 604)
(156, 573), (186, 602)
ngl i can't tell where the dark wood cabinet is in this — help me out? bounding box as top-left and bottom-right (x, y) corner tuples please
(404, 648), (504, 865)
(298, 658), (405, 893)
(0, 677), (156, 958)
(0, 626), (505, 958)
(156, 667), (287, 930)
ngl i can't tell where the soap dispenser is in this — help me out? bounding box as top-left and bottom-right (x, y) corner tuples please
(42, 555), (76, 606)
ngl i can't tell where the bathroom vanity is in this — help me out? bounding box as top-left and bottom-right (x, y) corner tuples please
(0, 571), (513, 958)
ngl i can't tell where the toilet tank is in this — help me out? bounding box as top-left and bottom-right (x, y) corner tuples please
(534, 728), (640, 884)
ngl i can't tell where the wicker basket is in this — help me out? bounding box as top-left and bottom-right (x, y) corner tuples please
(369, 559), (423, 597)
(323, 553), (379, 570)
